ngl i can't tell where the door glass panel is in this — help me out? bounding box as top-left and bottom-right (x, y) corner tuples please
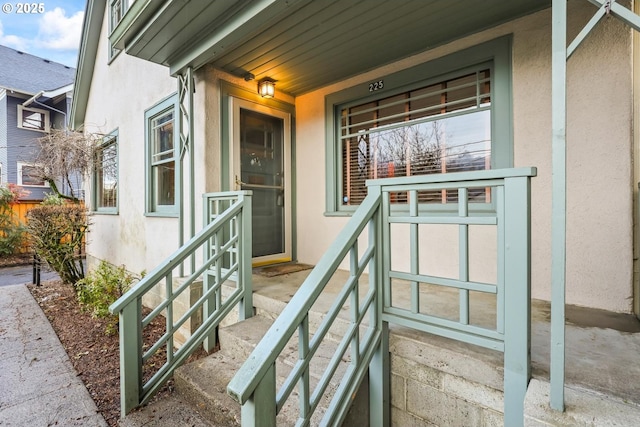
(240, 108), (285, 258)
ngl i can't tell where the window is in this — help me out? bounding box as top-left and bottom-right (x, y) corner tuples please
(109, 0), (130, 60)
(341, 70), (491, 205)
(17, 105), (50, 132)
(145, 95), (178, 215)
(93, 131), (118, 213)
(17, 162), (47, 187)
(325, 37), (512, 213)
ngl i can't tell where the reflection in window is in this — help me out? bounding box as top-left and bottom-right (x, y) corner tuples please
(341, 69), (491, 205)
(18, 106), (49, 132)
(95, 135), (118, 210)
(150, 110), (175, 209)
(18, 163), (46, 186)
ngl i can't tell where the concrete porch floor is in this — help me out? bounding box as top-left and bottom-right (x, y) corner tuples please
(250, 267), (640, 406)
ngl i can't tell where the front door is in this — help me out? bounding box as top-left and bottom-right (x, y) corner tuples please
(231, 98), (292, 266)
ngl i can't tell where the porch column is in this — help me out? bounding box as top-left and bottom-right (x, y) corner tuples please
(551, 0), (640, 412)
(178, 67), (196, 274)
(551, 0), (567, 412)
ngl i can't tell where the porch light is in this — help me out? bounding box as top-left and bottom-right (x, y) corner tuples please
(258, 78), (275, 98)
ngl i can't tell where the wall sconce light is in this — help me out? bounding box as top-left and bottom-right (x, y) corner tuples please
(257, 78), (276, 98)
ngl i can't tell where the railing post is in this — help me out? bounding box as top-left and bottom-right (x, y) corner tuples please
(202, 271), (217, 353)
(202, 194), (216, 352)
(502, 176), (532, 426)
(368, 185), (389, 427)
(119, 299), (142, 416)
(241, 364), (276, 427)
(239, 192), (253, 321)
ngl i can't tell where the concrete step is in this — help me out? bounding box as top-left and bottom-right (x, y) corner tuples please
(176, 313), (360, 426)
(174, 352), (242, 426)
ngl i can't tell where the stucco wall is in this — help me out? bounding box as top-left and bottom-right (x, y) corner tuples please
(294, 4), (633, 313)
(84, 2), (634, 313)
(82, 14), (179, 272)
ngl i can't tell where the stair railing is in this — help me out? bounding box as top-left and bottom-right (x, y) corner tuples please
(228, 186), (385, 427)
(228, 168), (535, 427)
(110, 190), (253, 416)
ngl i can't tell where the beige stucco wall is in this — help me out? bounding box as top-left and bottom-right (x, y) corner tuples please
(83, 2), (634, 314)
(294, 4), (634, 313)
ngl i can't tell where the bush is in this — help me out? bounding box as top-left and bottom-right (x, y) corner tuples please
(0, 186), (27, 256)
(26, 204), (88, 285)
(42, 193), (65, 206)
(76, 261), (139, 334)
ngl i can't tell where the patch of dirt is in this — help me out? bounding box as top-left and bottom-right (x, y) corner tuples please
(28, 280), (207, 426)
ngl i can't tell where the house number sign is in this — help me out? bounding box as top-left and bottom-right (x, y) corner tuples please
(368, 80), (384, 92)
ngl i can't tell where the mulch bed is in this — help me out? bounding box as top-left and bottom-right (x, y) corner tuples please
(27, 279), (207, 426)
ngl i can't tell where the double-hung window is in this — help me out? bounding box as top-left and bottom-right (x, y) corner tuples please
(145, 95), (178, 215)
(93, 131), (118, 213)
(325, 37), (512, 213)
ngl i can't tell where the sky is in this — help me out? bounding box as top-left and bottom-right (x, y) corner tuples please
(0, 0), (85, 68)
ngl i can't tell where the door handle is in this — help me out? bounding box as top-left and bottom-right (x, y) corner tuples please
(235, 175), (247, 190)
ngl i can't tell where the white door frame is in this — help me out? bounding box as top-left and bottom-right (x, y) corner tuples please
(229, 96), (292, 266)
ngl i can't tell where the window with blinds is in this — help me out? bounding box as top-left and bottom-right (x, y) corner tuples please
(340, 68), (491, 205)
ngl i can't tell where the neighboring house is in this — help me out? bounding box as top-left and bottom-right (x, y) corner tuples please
(71, 0), (640, 425)
(0, 45), (77, 200)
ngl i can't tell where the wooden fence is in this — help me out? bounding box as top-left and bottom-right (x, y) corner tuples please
(2, 201), (87, 255)
(4, 201), (41, 254)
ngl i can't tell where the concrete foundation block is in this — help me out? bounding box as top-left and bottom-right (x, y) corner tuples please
(391, 354), (443, 390)
(406, 378), (483, 426)
(524, 378), (640, 426)
(391, 406), (436, 427)
(481, 408), (504, 427)
(443, 373), (504, 413)
(391, 373), (406, 410)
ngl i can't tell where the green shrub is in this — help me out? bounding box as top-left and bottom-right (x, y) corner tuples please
(76, 261), (139, 334)
(42, 193), (65, 206)
(26, 204), (88, 284)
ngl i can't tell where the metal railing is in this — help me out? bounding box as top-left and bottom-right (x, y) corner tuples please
(228, 168), (535, 426)
(109, 191), (252, 415)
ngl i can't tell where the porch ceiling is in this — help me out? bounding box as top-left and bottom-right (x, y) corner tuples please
(113, 0), (550, 95)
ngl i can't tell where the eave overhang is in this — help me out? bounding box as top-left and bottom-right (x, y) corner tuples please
(112, 0), (551, 96)
(70, 0), (106, 130)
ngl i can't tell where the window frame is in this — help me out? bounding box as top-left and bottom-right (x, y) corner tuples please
(92, 130), (119, 214)
(108, 0), (128, 62)
(324, 36), (513, 215)
(17, 105), (50, 133)
(17, 162), (48, 187)
(145, 94), (179, 217)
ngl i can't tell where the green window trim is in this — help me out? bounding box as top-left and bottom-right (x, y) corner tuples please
(108, 0), (129, 62)
(145, 93), (179, 217)
(93, 129), (119, 214)
(324, 36), (513, 215)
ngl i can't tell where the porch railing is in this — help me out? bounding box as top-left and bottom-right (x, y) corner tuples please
(227, 168), (535, 426)
(109, 191), (253, 415)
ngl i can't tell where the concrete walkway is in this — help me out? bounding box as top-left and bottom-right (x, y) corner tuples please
(0, 283), (107, 427)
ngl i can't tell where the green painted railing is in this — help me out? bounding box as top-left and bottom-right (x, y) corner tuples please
(109, 191), (253, 416)
(227, 168), (535, 427)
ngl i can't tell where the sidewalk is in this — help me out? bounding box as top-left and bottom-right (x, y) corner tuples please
(0, 283), (107, 426)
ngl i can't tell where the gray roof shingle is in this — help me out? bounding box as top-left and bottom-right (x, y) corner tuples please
(0, 45), (76, 94)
